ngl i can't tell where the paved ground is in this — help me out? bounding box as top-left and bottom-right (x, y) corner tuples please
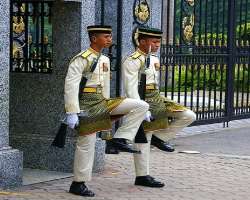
(1, 120), (250, 200)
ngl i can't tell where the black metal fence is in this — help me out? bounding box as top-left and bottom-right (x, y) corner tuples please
(10, 1), (53, 73)
(161, 0), (250, 125)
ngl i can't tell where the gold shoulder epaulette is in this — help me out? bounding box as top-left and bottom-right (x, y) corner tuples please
(69, 50), (90, 64)
(131, 52), (141, 59)
(80, 49), (92, 59)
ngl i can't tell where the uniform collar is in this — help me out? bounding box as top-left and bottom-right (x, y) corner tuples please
(88, 47), (101, 56)
(137, 48), (147, 56)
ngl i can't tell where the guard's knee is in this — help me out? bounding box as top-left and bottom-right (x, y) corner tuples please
(185, 110), (196, 122)
(138, 100), (149, 111)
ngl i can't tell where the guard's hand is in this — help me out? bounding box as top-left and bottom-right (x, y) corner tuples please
(66, 113), (79, 129)
(144, 111), (152, 122)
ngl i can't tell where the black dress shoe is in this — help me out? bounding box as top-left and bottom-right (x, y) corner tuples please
(109, 138), (141, 154)
(69, 181), (95, 197)
(135, 175), (165, 188)
(151, 135), (175, 152)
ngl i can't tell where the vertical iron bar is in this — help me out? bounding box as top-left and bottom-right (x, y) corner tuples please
(208, 63), (212, 119)
(222, 0), (226, 45)
(41, 3), (44, 71)
(203, 0), (208, 120)
(241, 60), (245, 113)
(116, 0), (122, 97)
(247, 57), (250, 111)
(244, 0), (248, 46)
(216, 0), (219, 45)
(245, 0), (249, 112)
(171, 0), (177, 100)
(198, 0), (202, 45)
(219, 63), (224, 117)
(204, 0), (208, 46)
(184, 58), (188, 107)
(166, 0), (170, 44)
(24, 3), (29, 71)
(214, 63), (217, 118)
(196, 62), (201, 120)
(101, 0), (105, 25)
(171, 56), (175, 100)
(173, 0), (176, 44)
(226, 0), (236, 122)
(239, 0), (243, 42)
(190, 61), (194, 111)
(164, 46), (169, 97)
(35, 3), (40, 71)
(202, 64), (206, 119)
(179, 0), (183, 46)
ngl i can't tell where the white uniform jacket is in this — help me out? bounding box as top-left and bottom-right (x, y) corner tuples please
(64, 48), (110, 114)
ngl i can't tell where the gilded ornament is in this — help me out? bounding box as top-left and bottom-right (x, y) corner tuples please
(134, 1), (150, 23)
(13, 42), (24, 58)
(13, 16), (25, 34)
(28, 35), (32, 44)
(43, 36), (49, 44)
(13, 43), (21, 58)
(183, 25), (193, 41)
(182, 14), (194, 42)
(186, 0), (194, 6)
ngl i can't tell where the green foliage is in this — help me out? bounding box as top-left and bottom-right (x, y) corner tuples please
(161, 64), (250, 93)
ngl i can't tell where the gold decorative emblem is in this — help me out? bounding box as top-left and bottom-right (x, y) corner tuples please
(186, 0), (194, 6)
(43, 36), (49, 45)
(182, 14), (194, 42)
(134, 0), (150, 24)
(13, 41), (25, 58)
(13, 16), (25, 34)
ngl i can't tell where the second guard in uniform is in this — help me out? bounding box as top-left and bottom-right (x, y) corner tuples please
(65, 25), (149, 197)
(122, 27), (196, 187)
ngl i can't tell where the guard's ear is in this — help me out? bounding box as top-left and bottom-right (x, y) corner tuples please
(92, 35), (97, 42)
(140, 38), (147, 45)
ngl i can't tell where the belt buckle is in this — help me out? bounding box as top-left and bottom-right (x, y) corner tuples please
(146, 84), (155, 90)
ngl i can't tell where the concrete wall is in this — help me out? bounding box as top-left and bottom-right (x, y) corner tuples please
(9, 0), (105, 173)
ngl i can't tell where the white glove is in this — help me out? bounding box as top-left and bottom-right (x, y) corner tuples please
(66, 113), (79, 129)
(144, 111), (152, 122)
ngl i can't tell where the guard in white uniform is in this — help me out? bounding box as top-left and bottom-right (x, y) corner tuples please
(65, 25), (149, 197)
(122, 27), (196, 188)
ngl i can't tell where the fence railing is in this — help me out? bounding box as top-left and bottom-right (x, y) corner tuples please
(161, 0), (250, 125)
(10, 1), (53, 73)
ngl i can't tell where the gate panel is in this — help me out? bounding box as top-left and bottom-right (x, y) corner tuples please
(232, 0), (250, 119)
(161, 0), (250, 125)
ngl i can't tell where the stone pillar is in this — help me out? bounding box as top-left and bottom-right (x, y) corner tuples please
(0, 1), (23, 189)
(9, 0), (104, 174)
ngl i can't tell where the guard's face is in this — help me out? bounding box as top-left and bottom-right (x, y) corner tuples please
(94, 33), (112, 48)
(148, 38), (161, 53)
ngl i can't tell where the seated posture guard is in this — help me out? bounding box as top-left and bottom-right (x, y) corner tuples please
(65, 25), (149, 197)
(122, 27), (196, 188)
